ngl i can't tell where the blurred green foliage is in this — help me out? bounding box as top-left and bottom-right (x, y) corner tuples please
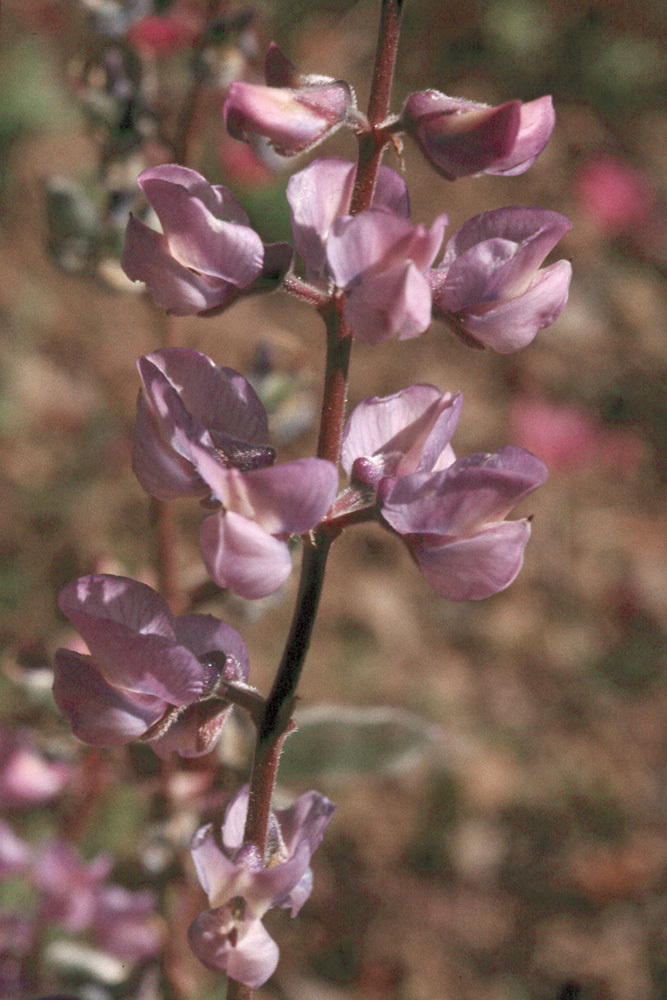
(0, 36), (73, 191)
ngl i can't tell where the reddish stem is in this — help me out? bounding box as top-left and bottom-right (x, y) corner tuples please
(351, 0), (404, 213)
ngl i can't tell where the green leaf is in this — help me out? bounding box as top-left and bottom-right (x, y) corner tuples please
(278, 704), (438, 785)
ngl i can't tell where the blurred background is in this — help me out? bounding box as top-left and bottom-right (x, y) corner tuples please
(0, 1), (665, 998)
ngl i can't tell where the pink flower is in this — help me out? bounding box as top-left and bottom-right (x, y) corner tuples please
(327, 207), (448, 343)
(400, 91), (555, 180)
(342, 385), (547, 599)
(93, 884), (162, 961)
(286, 157), (410, 283)
(224, 43), (356, 157)
(132, 347), (275, 501)
(188, 785), (335, 989)
(429, 207), (572, 352)
(34, 841), (112, 933)
(286, 157), (446, 343)
(33, 840), (161, 961)
(53, 574), (249, 757)
(133, 348), (338, 599)
(0, 729), (72, 809)
(121, 165), (289, 316)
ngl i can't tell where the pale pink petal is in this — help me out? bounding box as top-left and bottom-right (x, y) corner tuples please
(485, 95), (555, 175)
(341, 385), (461, 477)
(58, 576), (207, 705)
(140, 349), (270, 447)
(434, 207), (572, 310)
(137, 174), (263, 285)
(221, 785), (251, 852)
(440, 206), (571, 269)
(122, 216), (235, 315)
(225, 78), (352, 157)
(432, 237), (519, 312)
(457, 259), (572, 352)
(138, 165), (252, 226)
(133, 387), (208, 500)
(200, 512), (293, 599)
(239, 459), (338, 534)
(402, 91), (522, 180)
(287, 159), (410, 279)
(53, 649), (165, 746)
(249, 840), (312, 915)
(287, 158), (355, 277)
(133, 349), (273, 500)
(344, 260), (433, 343)
(381, 447), (547, 536)
(191, 824), (239, 900)
(276, 790), (337, 857)
(174, 614), (250, 682)
(327, 208), (422, 288)
(409, 520), (532, 600)
(373, 165), (410, 217)
(188, 907), (279, 987)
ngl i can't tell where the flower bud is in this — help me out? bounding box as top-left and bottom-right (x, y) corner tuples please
(224, 43), (356, 156)
(400, 90), (555, 179)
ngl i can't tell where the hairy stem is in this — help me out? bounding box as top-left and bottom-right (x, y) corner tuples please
(351, 0), (404, 213)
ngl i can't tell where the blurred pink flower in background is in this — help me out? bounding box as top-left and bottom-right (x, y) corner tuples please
(509, 396), (646, 474)
(576, 155), (657, 234)
(0, 729), (72, 809)
(0, 821), (31, 877)
(127, 9), (201, 57)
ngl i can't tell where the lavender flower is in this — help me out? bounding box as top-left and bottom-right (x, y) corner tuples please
(287, 157), (410, 283)
(287, 157), (447, 342)
(34, 841), (112, 933)
(224, 43), (356, 157)
(188, 785), (335, 988)
(133, 348), (338, 599)
(53, 574), (249, 756)
(92, 885), (162, 962)
(342, 385), (547, 599)
(400, 91), (555, 179)
(33, 840), (161, 960)
(121, 165), (283, 316)
(429, 207), (572, 352)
